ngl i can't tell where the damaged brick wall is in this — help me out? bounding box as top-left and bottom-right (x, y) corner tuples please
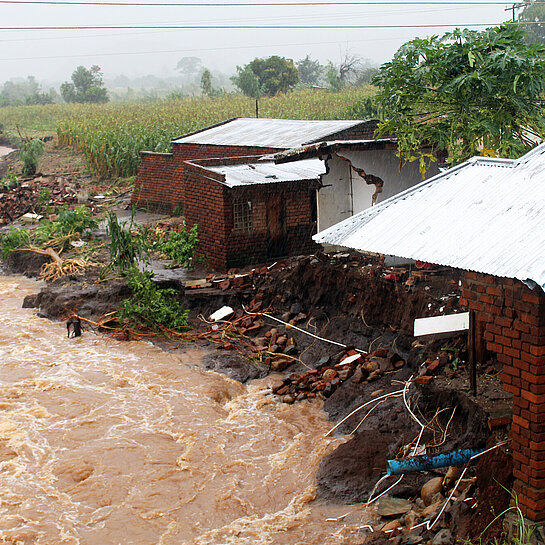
(224, 181), (320, 269)
(181, 167), (319, 270)
(132, 143), (281, 210)
(461, 272), (545, 521)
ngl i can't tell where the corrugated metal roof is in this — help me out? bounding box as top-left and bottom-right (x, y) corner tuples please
(205, 158), (325, 188)
(172, 118), (368, 148)
(314, 144), (545, 289)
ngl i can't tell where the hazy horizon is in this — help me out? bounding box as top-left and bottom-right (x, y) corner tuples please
(1, 0), (512, 87)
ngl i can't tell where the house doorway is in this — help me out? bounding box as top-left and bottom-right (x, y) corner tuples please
(267, 193), (287, 258)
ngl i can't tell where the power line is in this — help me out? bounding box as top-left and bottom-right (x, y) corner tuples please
(0, 34), (419, 60)
(0, 22), (533, 30)
(0, 0), (534, 5)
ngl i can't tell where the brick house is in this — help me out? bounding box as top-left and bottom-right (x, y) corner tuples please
(181, 156), (324, 269)
(314, 145), (545, 522)
(132, 117), (380, 268)
(132, 117), (380, 212)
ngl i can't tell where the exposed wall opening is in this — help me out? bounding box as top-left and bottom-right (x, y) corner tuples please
(233, 200), (253, 232)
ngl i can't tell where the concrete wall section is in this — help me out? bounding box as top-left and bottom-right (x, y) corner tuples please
(317, 154), (354, 232)
(316, 149), (439, 233)
(338, 148), (439, 203)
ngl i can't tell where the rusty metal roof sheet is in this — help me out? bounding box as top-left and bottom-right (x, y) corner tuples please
(314, 144), (545, 289)
(172, 118), (369, 148)
(270, 138), (397, 163)
(205, 158), (325, 188)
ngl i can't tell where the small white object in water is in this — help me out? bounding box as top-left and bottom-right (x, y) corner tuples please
(70, 240), (86, 248)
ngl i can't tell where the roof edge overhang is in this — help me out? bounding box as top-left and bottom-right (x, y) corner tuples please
(171, 117), (239, 143)
(273, 138), (398, 164)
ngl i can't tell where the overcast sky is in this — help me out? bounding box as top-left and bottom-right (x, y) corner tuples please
(0, 0), (514, 85)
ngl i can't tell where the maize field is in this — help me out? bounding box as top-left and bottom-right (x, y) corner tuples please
(0, 86), (374, 179)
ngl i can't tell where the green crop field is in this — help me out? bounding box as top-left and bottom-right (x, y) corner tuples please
(0, 86), (375, 179)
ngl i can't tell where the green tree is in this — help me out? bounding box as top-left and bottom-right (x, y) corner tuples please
(200, 69), (213, 96)
(517, 1), (545, 44)
(0, 76), (54, 107)
(232, 56), (299, 96)
(61, 65), (109, 104)
(296, 55), (325, 86)
(373, 24), (545, 170)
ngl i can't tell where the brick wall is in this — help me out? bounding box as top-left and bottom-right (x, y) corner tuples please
(223, 181), (319, 269)
(183, 163), (229, 270)
(132, 143), (281, 210)
(462, 272), (545, 521)
(323, 119), (380, 142)
(181, 161), (319, 270)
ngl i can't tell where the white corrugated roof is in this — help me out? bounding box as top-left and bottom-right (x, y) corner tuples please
(314, 144), (545, 289)
(172, 118), (368, 148)
(205, 158), (325, 188)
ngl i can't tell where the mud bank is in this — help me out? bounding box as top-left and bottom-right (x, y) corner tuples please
(5, 252), (513, 543)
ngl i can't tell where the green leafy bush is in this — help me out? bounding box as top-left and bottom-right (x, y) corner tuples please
(117, 268), (189, 331)
(0, 228), (30, 258)
(20, 138), (45, 176)
(35, 204), (98, 249)
(158, 223), (198, 268)
(1, 168), (18, 190)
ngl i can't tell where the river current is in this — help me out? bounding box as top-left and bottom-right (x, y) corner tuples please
(0, 275), (373, 544)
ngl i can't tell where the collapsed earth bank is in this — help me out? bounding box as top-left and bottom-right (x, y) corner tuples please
(5, 251), (512, 543)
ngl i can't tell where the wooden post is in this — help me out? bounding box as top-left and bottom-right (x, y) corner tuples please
(469, 309), (478, 396)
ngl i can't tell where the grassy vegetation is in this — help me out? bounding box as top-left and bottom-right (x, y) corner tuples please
(0, 87), (375, 179)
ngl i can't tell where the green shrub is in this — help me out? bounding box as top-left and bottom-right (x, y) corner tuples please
(34, 204), (98, 249)
(159, 223), (198, 268)
(0, 228), (30, 258)
(1, 168), (18, 190)
(20, 138), (45, 176)
(117, 268), (189, 331)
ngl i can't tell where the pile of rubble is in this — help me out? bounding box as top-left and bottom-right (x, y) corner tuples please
(271, 347), (406, 403)
(0, 175), (79, 224)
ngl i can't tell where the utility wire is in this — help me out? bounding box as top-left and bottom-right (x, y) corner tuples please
(0, 32), (423, 59)
(0, 22), (534, 30)
(0, 0), (535, 5)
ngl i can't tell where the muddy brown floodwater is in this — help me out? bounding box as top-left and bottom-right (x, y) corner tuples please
(0, 275), (375, 545)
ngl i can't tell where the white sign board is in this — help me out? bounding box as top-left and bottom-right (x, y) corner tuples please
(414, 312), (470, 338)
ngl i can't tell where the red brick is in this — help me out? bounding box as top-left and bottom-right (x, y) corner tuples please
(503, 328), (521, 339)
(505, 346), (521, 358)
(495, 335), (512, 347)
(487, 342), (503, 354)
(522, 390), (543, 404)
(487, 286), (503, 296)
(497, 316), (514, 328)
(523, 291), (545, 305)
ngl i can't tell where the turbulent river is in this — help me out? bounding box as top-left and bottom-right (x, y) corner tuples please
(0, 275), (373, 544)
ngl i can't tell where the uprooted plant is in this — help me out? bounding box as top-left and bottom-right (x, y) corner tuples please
(35, 204), (99, 252)
(106, 211), (148, 272)
(116, 267), (189, 332)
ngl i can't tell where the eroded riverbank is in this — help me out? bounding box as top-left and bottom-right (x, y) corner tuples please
(0, 274), (375, 545)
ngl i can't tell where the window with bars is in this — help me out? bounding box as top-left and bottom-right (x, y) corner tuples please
(233, 200), (253, 232)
